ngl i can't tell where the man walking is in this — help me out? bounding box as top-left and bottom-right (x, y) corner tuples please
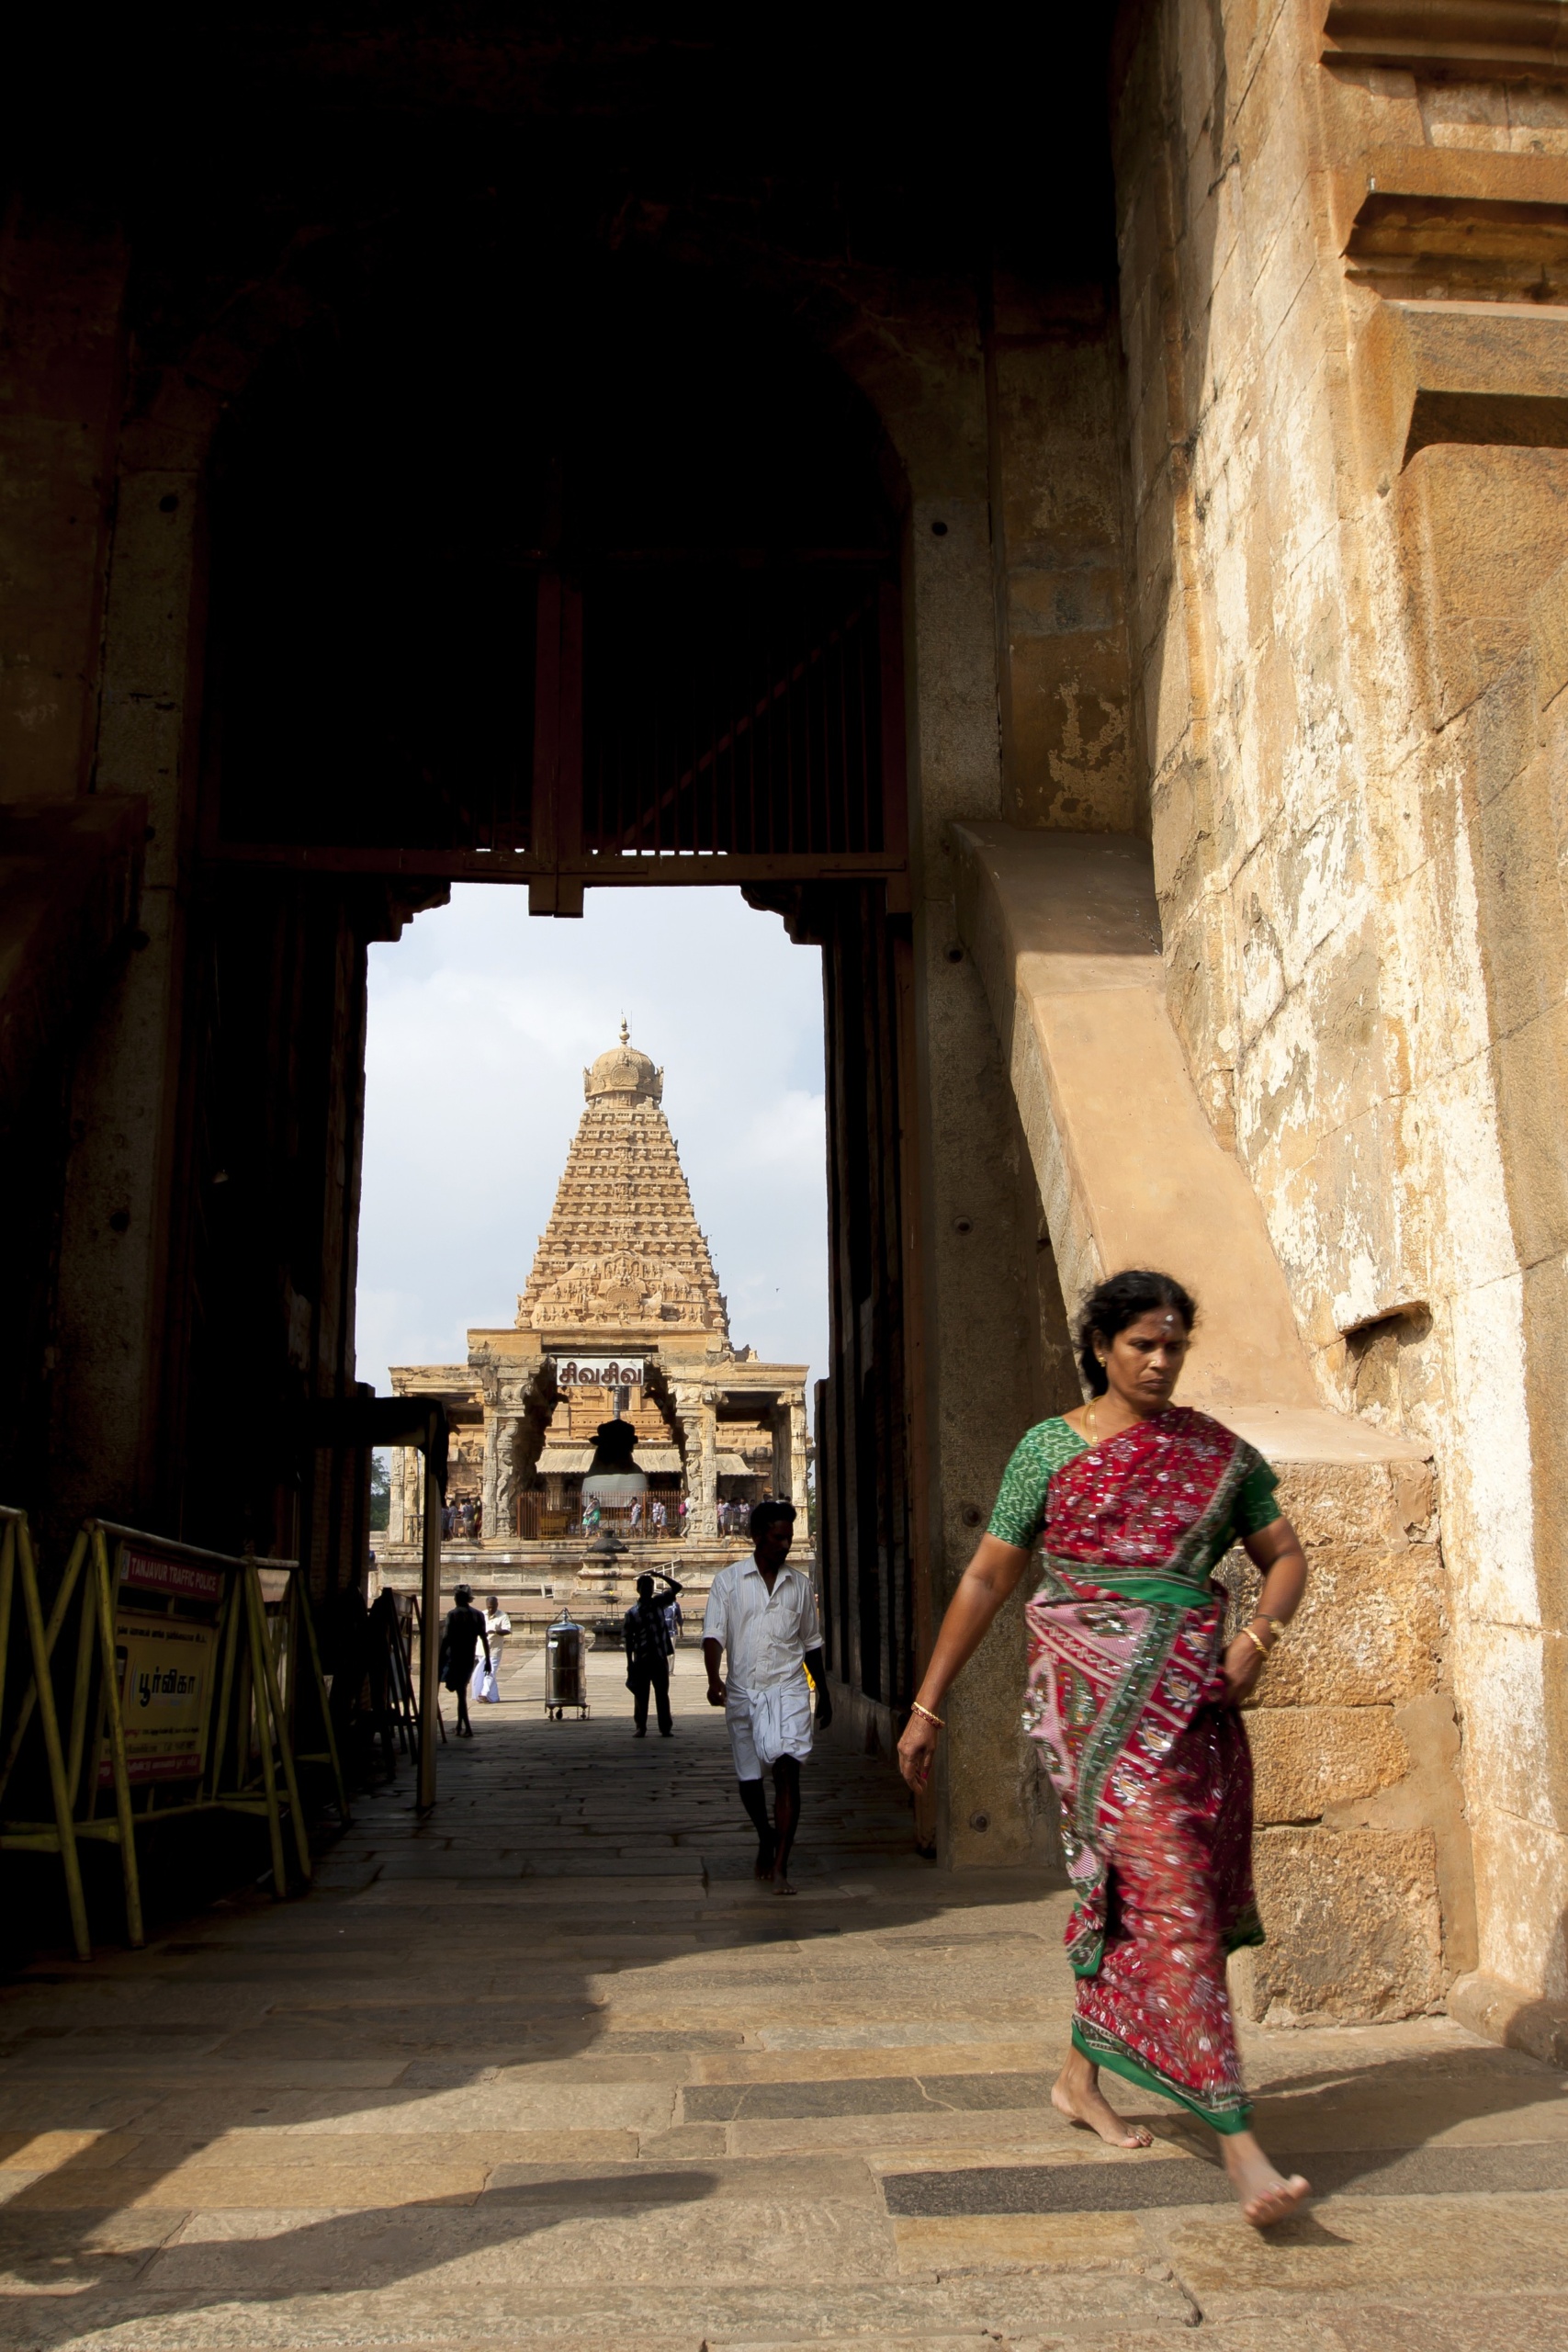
(624, 1570), (682, 1737)
(704, 1500), (830, 1894)
(439, 1583), (491, 1739)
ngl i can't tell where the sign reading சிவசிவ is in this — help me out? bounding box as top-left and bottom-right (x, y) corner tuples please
(553, 1358), (645, 1388)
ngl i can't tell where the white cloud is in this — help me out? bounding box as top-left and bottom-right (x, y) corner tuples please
(356, 886), (829, 1399)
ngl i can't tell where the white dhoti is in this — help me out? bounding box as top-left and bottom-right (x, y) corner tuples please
(726, 1675), (813, 1778)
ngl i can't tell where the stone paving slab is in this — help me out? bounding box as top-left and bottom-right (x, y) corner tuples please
(0, 2272), (1201, 2345)
(1152, 2188), (1568, 2308)
(882, 2140), (1568, 2213)
(684, 2038), (1060, 2082)
(0, 1651), (1565, 2346)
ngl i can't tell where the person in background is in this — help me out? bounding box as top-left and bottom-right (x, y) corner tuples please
(479, 1592), (511, 1702)
(704, 1500), (831, 1894)
(324, 1555), (370, 1781)
(440, 1582), (490, 1739)
(624, 1570), (682, 1736)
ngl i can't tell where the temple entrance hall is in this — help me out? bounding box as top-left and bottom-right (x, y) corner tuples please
(13, 16), (1568, 2327)
(4, 1657), (1566, 2346)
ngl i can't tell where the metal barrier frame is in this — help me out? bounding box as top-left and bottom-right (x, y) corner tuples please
(0, 1511), (345, 1959)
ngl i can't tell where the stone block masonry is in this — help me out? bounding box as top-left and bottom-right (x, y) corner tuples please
(1229, 1458), (1469, 2025)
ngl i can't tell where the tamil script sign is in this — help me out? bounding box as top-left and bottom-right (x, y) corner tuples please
(103, 1616), (218, 1786)
(106, 1538), (224, 1787)
(553, 1357), (646, 1389)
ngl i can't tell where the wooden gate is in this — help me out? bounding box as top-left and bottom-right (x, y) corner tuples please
(213, 560), (907, 912)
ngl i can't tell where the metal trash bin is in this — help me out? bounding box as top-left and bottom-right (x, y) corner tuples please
(544, 1611), (591, 1719)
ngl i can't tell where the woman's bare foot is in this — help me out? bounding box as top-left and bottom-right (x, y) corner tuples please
(1051, 2055), (1153, 2150)
(1222, 2132), (1310, 2226)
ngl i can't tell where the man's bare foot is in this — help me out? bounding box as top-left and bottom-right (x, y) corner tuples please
(753, 1841), (775, 1881)
(772, 1871), (796, 1894)
(1222, 2132), (1310, 2226)
(1051, 2058), (1153, 2150)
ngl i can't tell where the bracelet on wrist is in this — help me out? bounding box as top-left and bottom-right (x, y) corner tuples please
(1241, 1626), (1271, 1660)
(909, 1700), (946, 1730)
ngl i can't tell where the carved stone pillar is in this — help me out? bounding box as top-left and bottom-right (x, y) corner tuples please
(400, 1447), (423, 1548)
(388, 1449), (406, 1546)
(480, 1409), (501, 1541)
(673, 1383), (718, 1539)
(788, 1396), (809, 1514)
(494, 1416), (525, 1539)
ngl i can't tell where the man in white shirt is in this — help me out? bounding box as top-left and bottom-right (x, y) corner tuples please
(703, 1499), (831, 1894)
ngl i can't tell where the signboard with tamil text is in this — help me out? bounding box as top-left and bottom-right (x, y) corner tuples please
(102, 1539), (224, 1787)
(552, 1358), (646, 1389)
(103, 1617), (219, 1786)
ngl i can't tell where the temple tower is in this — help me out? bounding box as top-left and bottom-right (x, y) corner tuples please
(518, 1024), (728, 1340)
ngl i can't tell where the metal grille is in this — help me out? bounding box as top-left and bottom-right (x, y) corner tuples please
(581, 565), (886, 861)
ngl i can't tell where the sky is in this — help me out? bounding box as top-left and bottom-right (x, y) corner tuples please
(355, 886), (829, 1402)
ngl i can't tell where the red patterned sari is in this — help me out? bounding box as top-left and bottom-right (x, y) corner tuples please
(1019, 1407), (1269, 2133)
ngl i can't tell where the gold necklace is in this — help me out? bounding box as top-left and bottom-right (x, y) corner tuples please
(1085, 1399), (1098, 1442)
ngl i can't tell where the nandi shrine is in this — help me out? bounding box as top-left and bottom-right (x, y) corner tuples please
(378, 1026), (809, 1629)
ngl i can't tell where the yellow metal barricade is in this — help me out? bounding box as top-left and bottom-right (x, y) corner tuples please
(0, 1513), (346, 1960)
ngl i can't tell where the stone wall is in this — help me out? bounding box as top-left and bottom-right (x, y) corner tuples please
(1109, 0), (1568, 2032)
(1229, 1455), (1468, 2022)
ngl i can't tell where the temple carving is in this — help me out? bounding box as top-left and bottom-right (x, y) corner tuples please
(518, 1028), (728, 1336)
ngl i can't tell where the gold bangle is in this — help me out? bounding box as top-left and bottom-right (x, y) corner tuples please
(910, 1701), (946, 1730)
(1242, 1627), (1271, 1660)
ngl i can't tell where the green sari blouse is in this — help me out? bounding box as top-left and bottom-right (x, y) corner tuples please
(987, 1415), (1281, 1608)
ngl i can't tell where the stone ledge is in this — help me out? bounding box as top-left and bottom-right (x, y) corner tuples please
(1218, 1404), (1430, 1467)
(1449, 1969), (1568, 2068)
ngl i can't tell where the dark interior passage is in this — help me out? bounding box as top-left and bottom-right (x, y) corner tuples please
(209, 246), (897, 861)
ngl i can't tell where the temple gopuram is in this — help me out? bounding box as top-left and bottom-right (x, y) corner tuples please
(377, 1025), (809, 1629)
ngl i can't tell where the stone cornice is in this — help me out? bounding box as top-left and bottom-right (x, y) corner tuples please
(1323, 0), (1568, 76)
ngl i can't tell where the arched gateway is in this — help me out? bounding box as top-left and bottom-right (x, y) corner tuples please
(17, 4), (1568, 2062)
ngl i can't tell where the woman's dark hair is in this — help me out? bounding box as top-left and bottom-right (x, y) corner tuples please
(1076, 1271), (1197, 1396)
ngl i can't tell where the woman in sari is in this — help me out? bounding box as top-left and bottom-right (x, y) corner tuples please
(897, 1270), (1310, 2227)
